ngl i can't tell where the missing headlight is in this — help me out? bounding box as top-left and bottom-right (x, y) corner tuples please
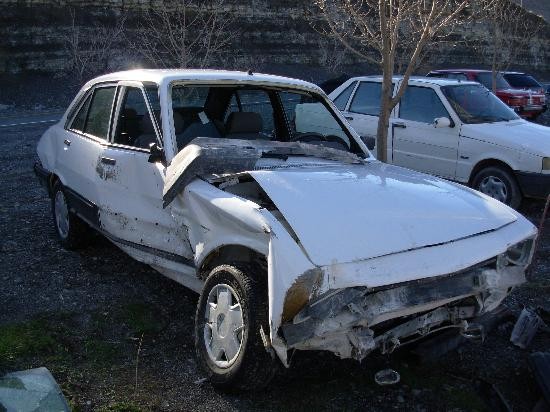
(504, 238), (535, 267)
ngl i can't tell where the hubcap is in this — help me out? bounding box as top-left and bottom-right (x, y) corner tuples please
(478, 176), (508, 203)
(54, 190), (70, 238)
(203, 284), (244, 368)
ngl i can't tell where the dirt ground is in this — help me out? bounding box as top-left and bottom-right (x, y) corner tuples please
(0, 111), (549, 412)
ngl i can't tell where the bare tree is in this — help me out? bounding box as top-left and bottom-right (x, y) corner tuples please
(133, 0), (235, 69)
(317, 37), (349, 75)
(313, 1), (476, 162)
(472, 0), (544, 92)
(62, 8), (126, 84)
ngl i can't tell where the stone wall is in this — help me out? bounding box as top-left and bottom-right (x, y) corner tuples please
(1, 0), (549, 80)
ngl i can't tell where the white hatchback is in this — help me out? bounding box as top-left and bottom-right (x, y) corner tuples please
(328, 76), (550, 208)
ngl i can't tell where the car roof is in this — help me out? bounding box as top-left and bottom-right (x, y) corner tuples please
(429, 69), (491, 74)
(345, 75), (478, 87)
(85, 69), (323, 92)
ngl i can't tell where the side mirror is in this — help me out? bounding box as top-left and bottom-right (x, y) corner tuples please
(433, 117), (452, 128)
(148, 142), (166, 164)
(361, 135), (376, 150)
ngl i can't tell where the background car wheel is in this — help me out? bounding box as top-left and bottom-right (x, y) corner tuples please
(51, 181), (91, 250)
(195, 263), (277, 391)
(471, 166), (522, 209)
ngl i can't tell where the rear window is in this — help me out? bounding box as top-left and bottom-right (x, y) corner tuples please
(475, 73), (510, 90)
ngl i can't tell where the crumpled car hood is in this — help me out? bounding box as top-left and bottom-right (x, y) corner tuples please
(250, 162), (518, 266)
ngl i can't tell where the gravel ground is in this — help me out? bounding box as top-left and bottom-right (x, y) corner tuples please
(0, 112), (549, 412)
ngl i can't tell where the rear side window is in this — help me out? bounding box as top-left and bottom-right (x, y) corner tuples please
(76, 87), (117, 139)
(349, 82), (382, 116)
(333, 81), (356, 110)
(399, 86), (449, 124)
(70, 94), (92, 132)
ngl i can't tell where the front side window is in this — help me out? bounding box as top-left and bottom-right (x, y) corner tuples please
(83, 87), (117, 139)
(349, 82), (382, 116)
(333, 81), (356, 111)
(441, 84), (519, 124)
(399, 86), (450, 124)
(114, 87), (158, 149)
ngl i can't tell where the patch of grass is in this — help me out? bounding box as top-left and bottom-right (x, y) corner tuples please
(84, 339), (120, 364)
(122, 303), (163, 335)
(98, 401), (143, 412)
(0, 320), (57, 365)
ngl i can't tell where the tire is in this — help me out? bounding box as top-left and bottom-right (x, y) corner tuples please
(195, 263), (277, 391)
(51, 181), (91, 250)
(471, 166), (522, 209)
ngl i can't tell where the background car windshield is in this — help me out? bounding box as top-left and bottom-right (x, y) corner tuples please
(504, 74), (541, 88)
(441, 84), (519, 123)
(475, 72), (510, 90)
(171, 85), (353, 153)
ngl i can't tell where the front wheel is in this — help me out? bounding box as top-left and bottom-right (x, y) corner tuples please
(471, 166), (522, 209)
(195, 263), (277, 391)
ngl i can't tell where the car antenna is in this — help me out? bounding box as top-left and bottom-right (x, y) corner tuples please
(248, 69), (253, 76)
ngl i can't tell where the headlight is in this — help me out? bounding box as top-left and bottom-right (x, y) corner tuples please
(500, 238), (535, 268)
(543, 157), (550, 170)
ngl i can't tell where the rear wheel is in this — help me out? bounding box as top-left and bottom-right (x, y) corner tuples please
(195, 263), (277, 391)
(471, 166), (522, 209)
(51, 181), (91, 249)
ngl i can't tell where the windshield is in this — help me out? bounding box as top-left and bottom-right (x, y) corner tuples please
(441, 84), (519, 124)
(169, 84), (361, 155)
(503, 73), (541, 88)
(475, 72), (510, 90)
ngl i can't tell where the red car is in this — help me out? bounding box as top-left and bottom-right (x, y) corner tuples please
(427, 69), (547, 120)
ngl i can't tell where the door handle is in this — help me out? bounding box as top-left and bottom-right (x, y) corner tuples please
(63, 139), (71, 146)
(345, 116), (354, 121)
(100, 156), (116, 165)
(392, 122), (406, 129)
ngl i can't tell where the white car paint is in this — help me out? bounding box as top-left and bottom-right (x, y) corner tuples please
(36, 70), (537, 369)
(328, 76), (550, 185)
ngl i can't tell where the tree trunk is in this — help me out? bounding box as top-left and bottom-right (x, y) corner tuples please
(376, 63), (394, 163)
(376, 104), (391, 162)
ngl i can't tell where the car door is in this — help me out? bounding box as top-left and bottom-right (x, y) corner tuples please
(341, 81), (380, 138)
(340, 81), (395, 160)
(392, 85), (459, 179)
(96, 81), (193, 261)
(58, 85), (117, 225)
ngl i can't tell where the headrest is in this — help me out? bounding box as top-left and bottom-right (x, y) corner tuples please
(226, 112), (263, 134)
(173, 111), (185, 134)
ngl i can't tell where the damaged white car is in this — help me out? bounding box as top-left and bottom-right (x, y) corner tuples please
(35, 70), (537, 390)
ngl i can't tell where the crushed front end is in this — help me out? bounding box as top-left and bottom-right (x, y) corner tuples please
(280, 238), (535, 361)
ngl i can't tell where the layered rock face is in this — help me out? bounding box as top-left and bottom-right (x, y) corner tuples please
(1, 0), (549, 78)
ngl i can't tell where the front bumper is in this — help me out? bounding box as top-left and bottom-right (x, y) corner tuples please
(34, 161), (51, 193)
(515, 171), (550, 199)
(281, 263), (525, 360)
